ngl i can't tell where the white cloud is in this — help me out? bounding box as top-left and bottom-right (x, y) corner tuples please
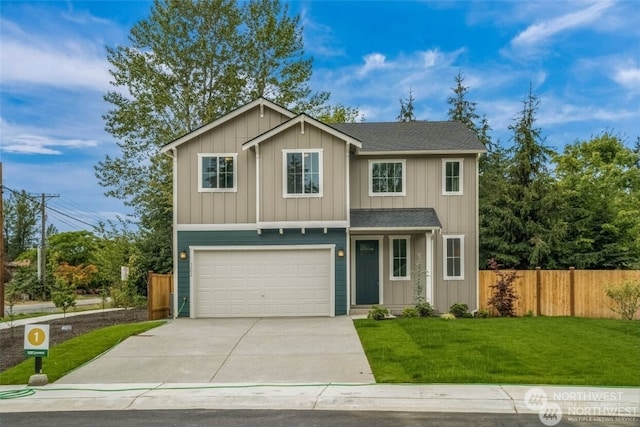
(613, 66), (640, 92)
(2, 134), (98, 155)
(0, 21), (111, 91)
(511, 1), (614, 48)
(300, 6), (345, 57)
(0, 117), (100, 155)
(358, 53), (390, 76)
(1, 39), (110, 91)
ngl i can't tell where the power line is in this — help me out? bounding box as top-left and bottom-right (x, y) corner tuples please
(45, 205), (98, 230)
(2, 185), (108, 231)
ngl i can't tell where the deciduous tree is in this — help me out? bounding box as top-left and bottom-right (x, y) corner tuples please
(95, 0), (342, 278)
(554, 132), (640, 268)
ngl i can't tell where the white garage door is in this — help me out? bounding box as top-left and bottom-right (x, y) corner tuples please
(193, 246), (333, 317)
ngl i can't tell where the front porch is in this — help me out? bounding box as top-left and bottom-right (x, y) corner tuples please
(347, 208), (441, 314)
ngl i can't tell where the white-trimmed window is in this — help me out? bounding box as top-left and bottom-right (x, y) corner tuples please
(198, 153), (237, 192)
(442, 159), (463, 195)
(389, 236), (411, 280)
(443, 235), (464, 280)
(283, 149), (323, 197)
(369, 160), (406, 196)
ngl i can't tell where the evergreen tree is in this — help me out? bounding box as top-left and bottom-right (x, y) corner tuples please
(3, 190), (39, 261)
(397, 87), (416, 122)
(482, 85), (565, 269)
(503, 85), (565, 268)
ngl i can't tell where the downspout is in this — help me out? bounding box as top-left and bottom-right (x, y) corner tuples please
(475, 152), (481, 311)
(255, 144), (261, 231)
(345, 143), (351, 313)
(163, 148), (179, 318)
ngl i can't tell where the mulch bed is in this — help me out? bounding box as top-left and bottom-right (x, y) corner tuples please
(0, 309), (148, 372)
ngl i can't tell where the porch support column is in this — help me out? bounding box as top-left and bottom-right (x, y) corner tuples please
(425, 231), (434, 304)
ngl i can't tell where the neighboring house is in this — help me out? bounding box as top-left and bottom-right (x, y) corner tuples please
(160, 98), (485, 318)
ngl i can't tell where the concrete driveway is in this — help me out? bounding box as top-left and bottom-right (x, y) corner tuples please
(56, 317), (375, 384)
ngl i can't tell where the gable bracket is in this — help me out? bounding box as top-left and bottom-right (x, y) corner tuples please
(300, 118), (305, 135)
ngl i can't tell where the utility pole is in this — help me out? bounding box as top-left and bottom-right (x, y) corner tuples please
(36, 192), (58, 300)
(0, 162), (4, 317)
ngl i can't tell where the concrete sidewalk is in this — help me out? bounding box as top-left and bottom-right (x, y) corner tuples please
(1, 383), (638, 416)
(0, 308), (124, 330)
(4, 298), (109, 316)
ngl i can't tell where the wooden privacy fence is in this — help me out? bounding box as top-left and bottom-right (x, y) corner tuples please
(148, 272), (173, 320)
(479, 268), (640, 319)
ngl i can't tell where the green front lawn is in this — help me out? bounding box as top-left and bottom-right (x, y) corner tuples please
(0, 321), (165, 385)
(354, 316), (640, 386)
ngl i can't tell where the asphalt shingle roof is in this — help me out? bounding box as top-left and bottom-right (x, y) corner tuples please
(330, 121), (485, 152)
(350, 208), (442, 229)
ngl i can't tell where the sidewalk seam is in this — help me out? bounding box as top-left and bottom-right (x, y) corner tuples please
(312, 383), (330, 409)
(500, 385), (520, 414)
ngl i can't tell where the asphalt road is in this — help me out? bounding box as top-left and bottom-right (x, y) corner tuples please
(1, 410), (631, 427)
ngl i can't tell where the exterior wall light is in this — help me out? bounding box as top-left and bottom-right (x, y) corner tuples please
(337, 248), (345, 258)
(179, 250), (188, 260)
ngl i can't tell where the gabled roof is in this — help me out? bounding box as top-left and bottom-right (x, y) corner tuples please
(350, 208), (442, 230)
(242, 113), (362, 151)
(160, 98), (296, 153)
(330, 121), (486, 154)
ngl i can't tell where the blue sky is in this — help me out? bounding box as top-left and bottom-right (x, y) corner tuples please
(1, 0), (639, 232)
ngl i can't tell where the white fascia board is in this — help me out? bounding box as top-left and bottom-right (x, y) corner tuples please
(257, 220), (349, 229)
(179, 222), (349, 231)
(177, 223), (257, 231)
(357, 149), (486, 156)
(161, 98), (295, 154)
(243, 115), (362, 151)
(190, 244), (335, 252)
(349, 226), (440, 232)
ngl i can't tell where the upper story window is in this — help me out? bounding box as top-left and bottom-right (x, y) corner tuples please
(442, 159), (463, 195)
(283, 149), (323, 197)
(369, 160), (406, 196)
(443, 235), (464, 280)
(389, 236), (411, 280)
(198, 153), (237, 192)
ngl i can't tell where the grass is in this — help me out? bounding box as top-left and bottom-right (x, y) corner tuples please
(354, 316), (640, 386)
(0, 321), (165, 385)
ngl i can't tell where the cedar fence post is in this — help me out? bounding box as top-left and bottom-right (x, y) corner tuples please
(569, 267), (575, 316)
(147, 270), (153, 320)
(536, 267), (542, 316)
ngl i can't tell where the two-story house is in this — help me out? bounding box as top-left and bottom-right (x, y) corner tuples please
(160, 98), (485, 318)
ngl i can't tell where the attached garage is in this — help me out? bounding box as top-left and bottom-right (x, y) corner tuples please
(191, 245), (335, 317)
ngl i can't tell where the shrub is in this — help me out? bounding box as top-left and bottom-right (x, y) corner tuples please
(605, 280), (640, 320)
(416, 302), (434, 317)
(486, 259), (519, 317)
(52, 278), (77, 318)
(449, 303), (469, 318)
(402, 307), (418, 318)
(474, 308), (490, 318)
(440, 313), (456, 320)
(367, 304), (390, 321)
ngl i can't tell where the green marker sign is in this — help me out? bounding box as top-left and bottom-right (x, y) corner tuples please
(24, 325), (50, 357)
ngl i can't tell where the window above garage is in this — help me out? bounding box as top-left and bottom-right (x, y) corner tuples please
(283, 149), (323, 198)
(198, 153), (237, 192)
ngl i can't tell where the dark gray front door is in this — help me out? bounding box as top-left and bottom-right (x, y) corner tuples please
(355, 240), (379, 304)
